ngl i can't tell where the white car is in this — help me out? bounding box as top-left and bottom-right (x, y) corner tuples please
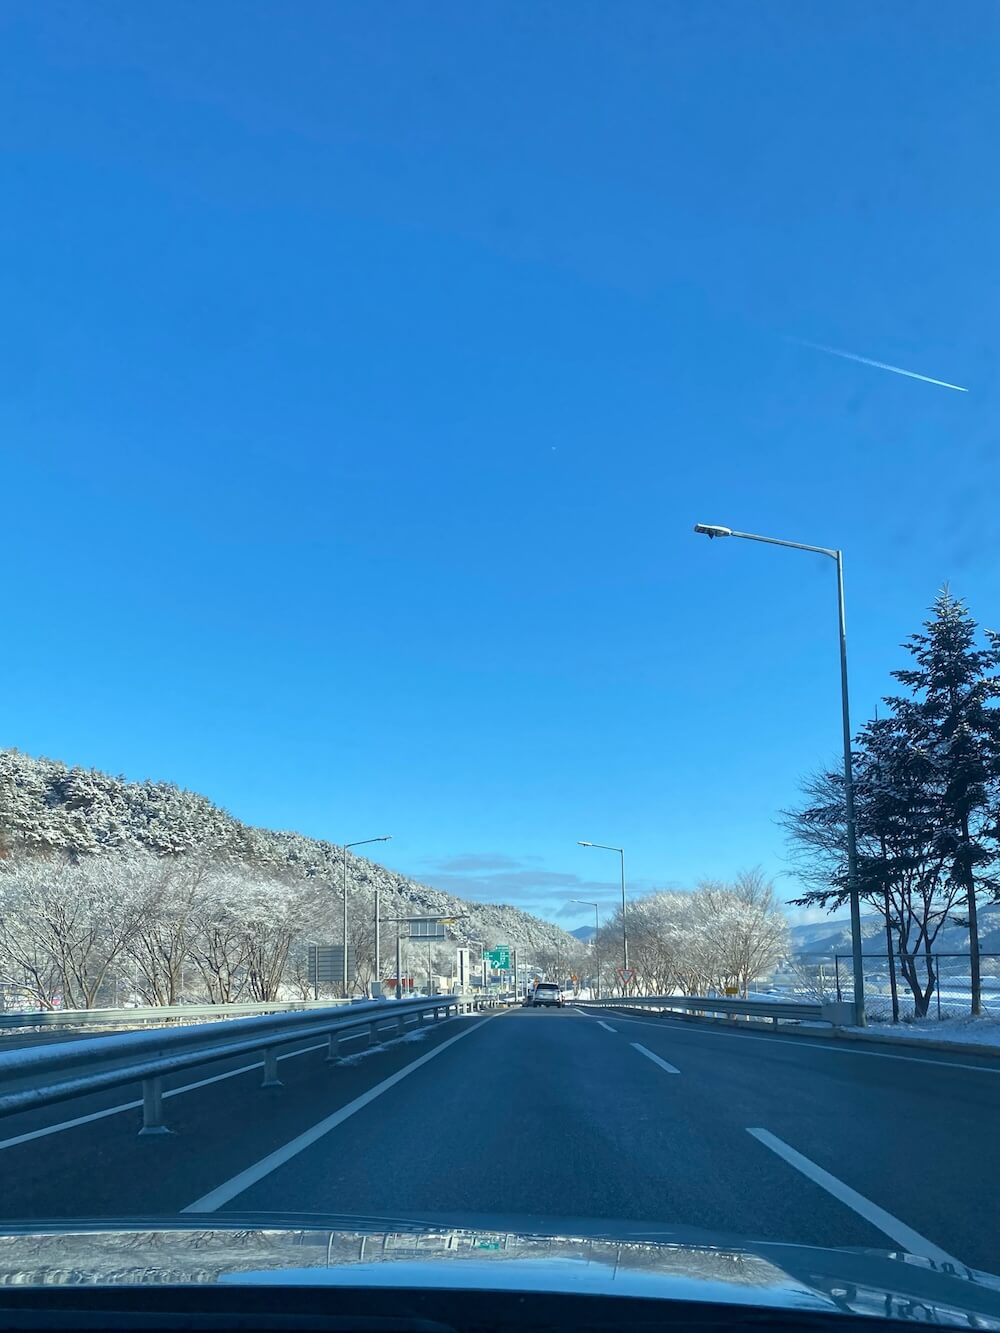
(531, 982), (563, 1008)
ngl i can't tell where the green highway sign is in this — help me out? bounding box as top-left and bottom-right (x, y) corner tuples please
(486, 946), (510, 969)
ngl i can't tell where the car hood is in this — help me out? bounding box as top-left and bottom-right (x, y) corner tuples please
(0, 1216), (997, 1328)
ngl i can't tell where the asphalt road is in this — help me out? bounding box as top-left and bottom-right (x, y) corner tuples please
(1, 1006), (997, 1273)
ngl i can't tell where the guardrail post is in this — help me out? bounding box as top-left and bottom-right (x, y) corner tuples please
(261, 1047), (283, 1087)
(325, 1031), (340, 1064)
(139, 1076), (171, 1136)
(397, 1013), (406, 1037)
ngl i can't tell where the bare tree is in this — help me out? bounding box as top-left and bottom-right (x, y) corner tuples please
(123, 856), (215, 1004)
(693, 870), (788, 997)
(0, 855), (147, 1008)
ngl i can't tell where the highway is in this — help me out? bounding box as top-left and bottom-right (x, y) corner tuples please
(1, 1007), (998, 1274)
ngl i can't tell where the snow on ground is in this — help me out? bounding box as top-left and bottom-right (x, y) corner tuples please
(851, 1014), (1000, 1050)
(337, 1028), (428, 1066)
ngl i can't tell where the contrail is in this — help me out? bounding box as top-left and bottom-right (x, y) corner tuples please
(794, 339), (968, 393)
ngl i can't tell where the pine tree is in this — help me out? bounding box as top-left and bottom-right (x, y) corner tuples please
(887, 589), (1000, 1015)
(784, 717), (957, 1019)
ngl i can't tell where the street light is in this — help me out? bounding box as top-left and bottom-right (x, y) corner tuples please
(577, 841), (627, 984)
(693, 520), (866, 1026)
(342, 836), (392, 996)
(571, 899), (600, 999)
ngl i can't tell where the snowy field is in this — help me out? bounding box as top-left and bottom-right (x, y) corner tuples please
(851, 1013), (1000, 1049)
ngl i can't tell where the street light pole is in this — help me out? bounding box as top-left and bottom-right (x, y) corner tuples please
(342, 837), (392, 997)
(693, 522), (866, 1026)
(578, 841), (627, 985)
(571, 899), (600, 999)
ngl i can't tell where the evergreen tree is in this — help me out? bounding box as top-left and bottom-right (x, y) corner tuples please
(887, 590), (1000, 1015)
(784, 717), (958, 1019)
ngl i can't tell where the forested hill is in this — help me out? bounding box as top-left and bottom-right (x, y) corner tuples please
(0, 749), (576, 958)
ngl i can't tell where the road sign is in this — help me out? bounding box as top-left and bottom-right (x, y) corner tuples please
(408, 918), (448, 940)
(308, 945), (356, 985)
(486, 946), (510, 969)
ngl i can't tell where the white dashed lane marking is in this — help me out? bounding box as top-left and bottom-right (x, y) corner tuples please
(630, 1042), (679, 1074)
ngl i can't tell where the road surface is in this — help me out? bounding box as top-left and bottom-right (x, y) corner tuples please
(1, 1007), (997, 1272)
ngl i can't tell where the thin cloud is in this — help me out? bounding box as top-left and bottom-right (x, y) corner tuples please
(422, 852), (542, 874)
(794, 338), (968, 393)
(428, 868), (614, 903)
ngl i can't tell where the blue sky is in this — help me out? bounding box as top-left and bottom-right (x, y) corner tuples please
(3, 1), (998, 928)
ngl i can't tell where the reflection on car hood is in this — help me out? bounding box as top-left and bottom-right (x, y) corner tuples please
(0, 1216), (997, 1328)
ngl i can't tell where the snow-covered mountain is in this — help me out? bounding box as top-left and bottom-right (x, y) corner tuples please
(789, 907), (1000, 957)
(0, 749), (579, 958)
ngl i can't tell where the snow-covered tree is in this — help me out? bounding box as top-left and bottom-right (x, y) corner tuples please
(121, 856), (211, 1004)
(691, 871), (788, 997)
(0, 855), (148, 1008)
(593, 875), (787, 998)
(0, 748), (581, 1006)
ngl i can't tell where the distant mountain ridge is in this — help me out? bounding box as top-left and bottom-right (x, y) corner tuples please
(0, 749), (578, 957)
(789, 908), (1000, 957)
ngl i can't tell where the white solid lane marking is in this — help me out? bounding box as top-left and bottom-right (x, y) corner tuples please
(601, 1013), (1000, 1075)
(631, 1042), (679, 1074)
(0, 1098), (143, 1151)
(747, 1128), (962, 1268)
(597, 1021), (617, 1033)
(182, 1018), (491, 1213)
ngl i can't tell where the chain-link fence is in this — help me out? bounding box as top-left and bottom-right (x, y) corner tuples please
(775, 953), (1000, 1022)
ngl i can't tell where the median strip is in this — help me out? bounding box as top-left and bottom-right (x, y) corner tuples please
(747, 1127), (962, 1268)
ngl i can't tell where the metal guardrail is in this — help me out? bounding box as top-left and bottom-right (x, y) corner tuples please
(578, 994), (856, 1026)
(0, 999), (351, 1031)
(0, 995), (475, 1136)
